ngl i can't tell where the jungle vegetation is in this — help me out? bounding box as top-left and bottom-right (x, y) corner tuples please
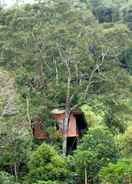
(0, 0), (132, 184)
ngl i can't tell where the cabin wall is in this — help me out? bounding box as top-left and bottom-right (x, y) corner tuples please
(52, 112), (79, 137)
(52, 113), (65, 121)
(33, 128), (48, 140)
(32, 123), (48, 140)
(67, 113), (79, 137)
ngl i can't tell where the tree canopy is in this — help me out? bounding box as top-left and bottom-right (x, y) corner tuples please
(0, 0), (132, 184)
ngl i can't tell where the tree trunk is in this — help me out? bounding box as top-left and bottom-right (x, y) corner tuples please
(26, 96), (32, 136)
(63, 111), (69, 156)
(57, 47), (71, 156)
(63, 68), (71, 156)
(53, 58), (59, 85)
(85, 167), (88, 184)
(14, 163), (18, 182)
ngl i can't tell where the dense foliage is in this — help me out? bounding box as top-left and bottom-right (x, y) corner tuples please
(73, 127), (119, 183)
(27, 143), (68, 183)
(0, 0), (132, 184)
(0, 171), (19, 184)
(99, 159), (132, 184)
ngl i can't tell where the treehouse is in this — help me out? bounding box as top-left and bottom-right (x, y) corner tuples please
(31, 109), (87, 153)
(51, 109), (88, 153)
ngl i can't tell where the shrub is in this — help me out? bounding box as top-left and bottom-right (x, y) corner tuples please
(99, 159), (132, 184)
(27, 143), (68, 183)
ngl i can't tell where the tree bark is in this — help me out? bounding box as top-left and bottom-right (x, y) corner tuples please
(14, 163), (18, 182)
(57, 45), (71, 156)
(85, 167), (88, 184)
(53, 58), (59, 85)
(63, 59), (71, 156)
(63, 111), (70, 156)
(26, 96), (32, 136)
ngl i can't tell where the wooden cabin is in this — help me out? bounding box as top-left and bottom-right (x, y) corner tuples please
(51, 109), (87, 153)
(51, 109), (87, 136)
(31, 109), (87, 153)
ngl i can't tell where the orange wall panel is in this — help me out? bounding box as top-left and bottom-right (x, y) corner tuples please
(67, 114), (79, 137)
(33, 128), (48, 140)
(52, 113), (65, 121)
